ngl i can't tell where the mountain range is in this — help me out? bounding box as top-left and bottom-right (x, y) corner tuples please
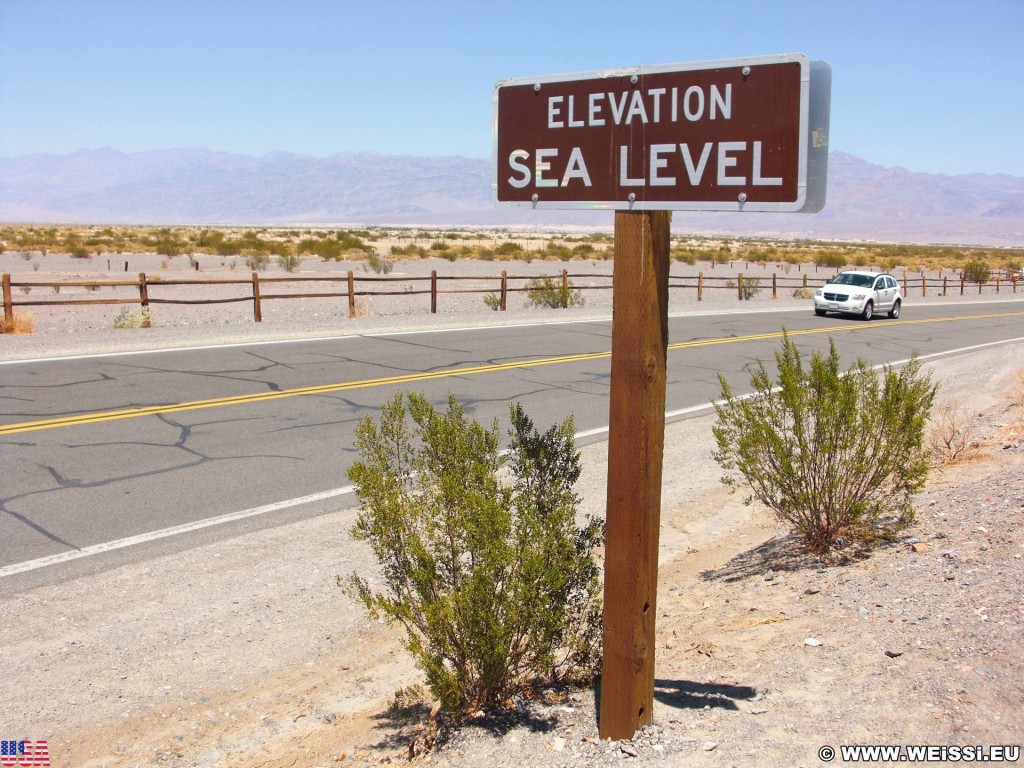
(2, 148), (1023, 246)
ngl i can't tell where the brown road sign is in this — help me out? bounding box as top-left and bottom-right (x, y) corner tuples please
(493, 53), (828, 212)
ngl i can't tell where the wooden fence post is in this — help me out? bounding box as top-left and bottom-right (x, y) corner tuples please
(2, 274), (12, 327)
(922, 274), (927, 297)
(500, 270), (508, 311)
(943, 276), (948, 296)
(138, 273), (149, 307)
(562, 269), (569, 308)
(802, 273), (808, 288)
(772, 273), (777, 299)
(903, 273), (909, 295)
(697, 272), (703, 302)
(737, 272), (744, 301)
(961, 275), (965, 295)
(251, 272), (262, 322)
(431, 270), (437, 313)
(996, 277), (1000, 294)
(347, 271), (355, 316)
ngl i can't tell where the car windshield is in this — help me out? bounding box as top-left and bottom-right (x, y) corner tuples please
(829, 273), (875, 288)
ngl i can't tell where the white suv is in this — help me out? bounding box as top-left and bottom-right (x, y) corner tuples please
(814, 271), (902, 320)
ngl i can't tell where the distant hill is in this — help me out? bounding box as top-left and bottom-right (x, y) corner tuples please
(2, 148), (1023, 245)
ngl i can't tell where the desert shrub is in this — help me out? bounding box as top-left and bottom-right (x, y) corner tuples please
(483, 293), (502, 311)
(348, 298), (372, 318)
(0, 311), (34, 335)
(928, 400), (979, 466)
(712, 334), (936, 554)
(815, 252), (847, 269)
(344, 394), (604, 719)
(297, 237), (346, 261)
(494, 241), (523, 256)
(391, 244), (427, 258)
(725, 277), (759, 298)
(276, 253), (301, 272)
(113, 307), (152, 329)
(366, 251), (395, 274)
(793, 286), (815, 299)
(246, 253), (270, 271)
(962, 259), (991, 284)
(545, 241), (572, 261)
(155, 232), (185, 257)
(525, 276), (584, 309)
(335, 231), (372, 252)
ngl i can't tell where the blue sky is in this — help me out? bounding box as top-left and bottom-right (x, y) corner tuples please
(1, 0), (1021, 176)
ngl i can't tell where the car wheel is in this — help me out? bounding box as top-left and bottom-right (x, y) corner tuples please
(815, 308), (827, 317)
(888, 300), (901, 319)
(861, 301), (874, 321)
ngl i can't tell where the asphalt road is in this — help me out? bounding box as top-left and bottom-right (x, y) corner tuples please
(2, 301), (1023, 586)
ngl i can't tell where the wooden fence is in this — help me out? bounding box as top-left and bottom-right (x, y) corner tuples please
(2, 268), (1019, 326)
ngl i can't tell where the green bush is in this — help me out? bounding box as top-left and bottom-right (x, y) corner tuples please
(525, 276), (584, 309)
(815, 252), (847, 269)
(712, 334), (936, 554)
(494, 241), (523, 256)
(962, 259), (991, 284)
(246, 253), (270, 271)
(276, 253), (301, 272)
(344, 394), (604, 718)
(366, 251), (395, 274)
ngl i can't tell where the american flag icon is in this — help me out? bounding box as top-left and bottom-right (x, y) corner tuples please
(0, 740), (49, 767)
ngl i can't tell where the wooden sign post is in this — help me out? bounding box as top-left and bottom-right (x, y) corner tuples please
(600, 210), (671, 739)
(493, 53), (829, 742)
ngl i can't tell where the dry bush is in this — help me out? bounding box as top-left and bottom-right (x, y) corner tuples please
(928, 400), (980, 465)
(348, 298), (373, 318)
(0, 311), (35, 335)
(113, 307), (152, 329)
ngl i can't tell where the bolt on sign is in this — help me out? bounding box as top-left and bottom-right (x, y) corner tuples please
(493, 53), (830, 213)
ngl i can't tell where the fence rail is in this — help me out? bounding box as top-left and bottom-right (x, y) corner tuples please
(2, 269), (1018, 327)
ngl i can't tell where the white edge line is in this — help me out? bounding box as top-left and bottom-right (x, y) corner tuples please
(4, 335), (1022, 578)
(0, 485), (354, 578)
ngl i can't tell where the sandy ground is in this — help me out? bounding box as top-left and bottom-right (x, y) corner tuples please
(1, 254), (1022, 767)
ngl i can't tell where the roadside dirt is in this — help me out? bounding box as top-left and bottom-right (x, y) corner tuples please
(2, 341), (1021, 767)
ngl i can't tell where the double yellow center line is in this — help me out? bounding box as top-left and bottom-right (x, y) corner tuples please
(3, 311), (1021, 436)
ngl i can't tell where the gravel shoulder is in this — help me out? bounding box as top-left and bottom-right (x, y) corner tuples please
(1, 255), (1022, 767)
